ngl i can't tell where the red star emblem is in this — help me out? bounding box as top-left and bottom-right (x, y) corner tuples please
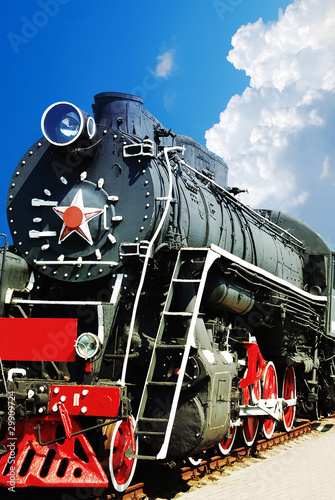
(53, 190), (103, 245)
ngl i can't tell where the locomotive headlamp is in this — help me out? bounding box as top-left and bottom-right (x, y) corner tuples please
(75, 332), (101, 360)
(41, 102), (96, 147)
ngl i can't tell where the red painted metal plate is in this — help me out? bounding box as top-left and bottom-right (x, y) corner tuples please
(0, 318), (77, 361)
(49, 384), (121, 417)
(239, 342), (267, 389)
(0, 416), (109, 488)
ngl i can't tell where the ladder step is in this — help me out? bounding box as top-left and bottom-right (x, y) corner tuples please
(138, 417), (169, 422)
(163, 311), (205, 317)
(156, 343), (185, 349)
(148, 381), (177, 386)
(125, 453), (157, 461)
(164, 311), (194, 316)
(135, 431), (166, 436)
(172, 278), (201, 283)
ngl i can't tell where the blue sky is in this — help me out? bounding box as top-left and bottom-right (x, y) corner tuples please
(2, 0), (334, 248)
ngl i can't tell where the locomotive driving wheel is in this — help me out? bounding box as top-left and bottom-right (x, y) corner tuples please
(262, 362), (278, 439)
(241, 380), (261, 446)
(218, 424), (237, 455)
(282, 366), (296, 432)
(109, 416), (138, 492)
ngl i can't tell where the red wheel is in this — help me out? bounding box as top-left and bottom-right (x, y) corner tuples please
(218, 425), (237, 455)
(242, 380), (260, 446)
(109, 416), (138, 492)
(282, 366), (296, 432)
(262, 362), (278, 439)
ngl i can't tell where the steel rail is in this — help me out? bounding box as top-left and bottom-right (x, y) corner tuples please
(102, 417), (329, 499)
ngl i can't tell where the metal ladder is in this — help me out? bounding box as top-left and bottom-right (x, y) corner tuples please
(134, 247), (219, 460)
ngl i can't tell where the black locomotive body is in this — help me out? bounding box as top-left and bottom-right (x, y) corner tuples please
(0, 92), (334, 492)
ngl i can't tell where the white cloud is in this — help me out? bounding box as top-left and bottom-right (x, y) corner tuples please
(321, 156), (330, 179)
(163, 89), (177, 111)
(155, 51), (175, 78)
(205, 0), (335, 218)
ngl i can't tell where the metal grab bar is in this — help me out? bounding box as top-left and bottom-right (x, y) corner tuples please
(119, 146), (185, 386)
(0, 234), (8, 313)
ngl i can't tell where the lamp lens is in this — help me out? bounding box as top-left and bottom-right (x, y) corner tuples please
(43, 104), (82, 145)
(76, 333), (99, 359)
(59, 112), (80, 138)
(87, 116), (96, 138)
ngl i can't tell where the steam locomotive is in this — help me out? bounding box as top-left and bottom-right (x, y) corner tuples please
(0, 92), (334, 493)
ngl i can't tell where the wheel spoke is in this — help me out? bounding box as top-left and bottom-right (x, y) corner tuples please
(262, 362), (278, 439)
(242, 380), (260, 446)
(109, 416), (137, 493)
(282, 366), (296, 432)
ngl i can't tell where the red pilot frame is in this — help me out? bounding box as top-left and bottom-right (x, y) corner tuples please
(0, 317), (135, 490)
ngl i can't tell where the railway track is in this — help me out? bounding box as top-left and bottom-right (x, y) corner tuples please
(106, 418), (318, 500)
(1, 417), (331, 500)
